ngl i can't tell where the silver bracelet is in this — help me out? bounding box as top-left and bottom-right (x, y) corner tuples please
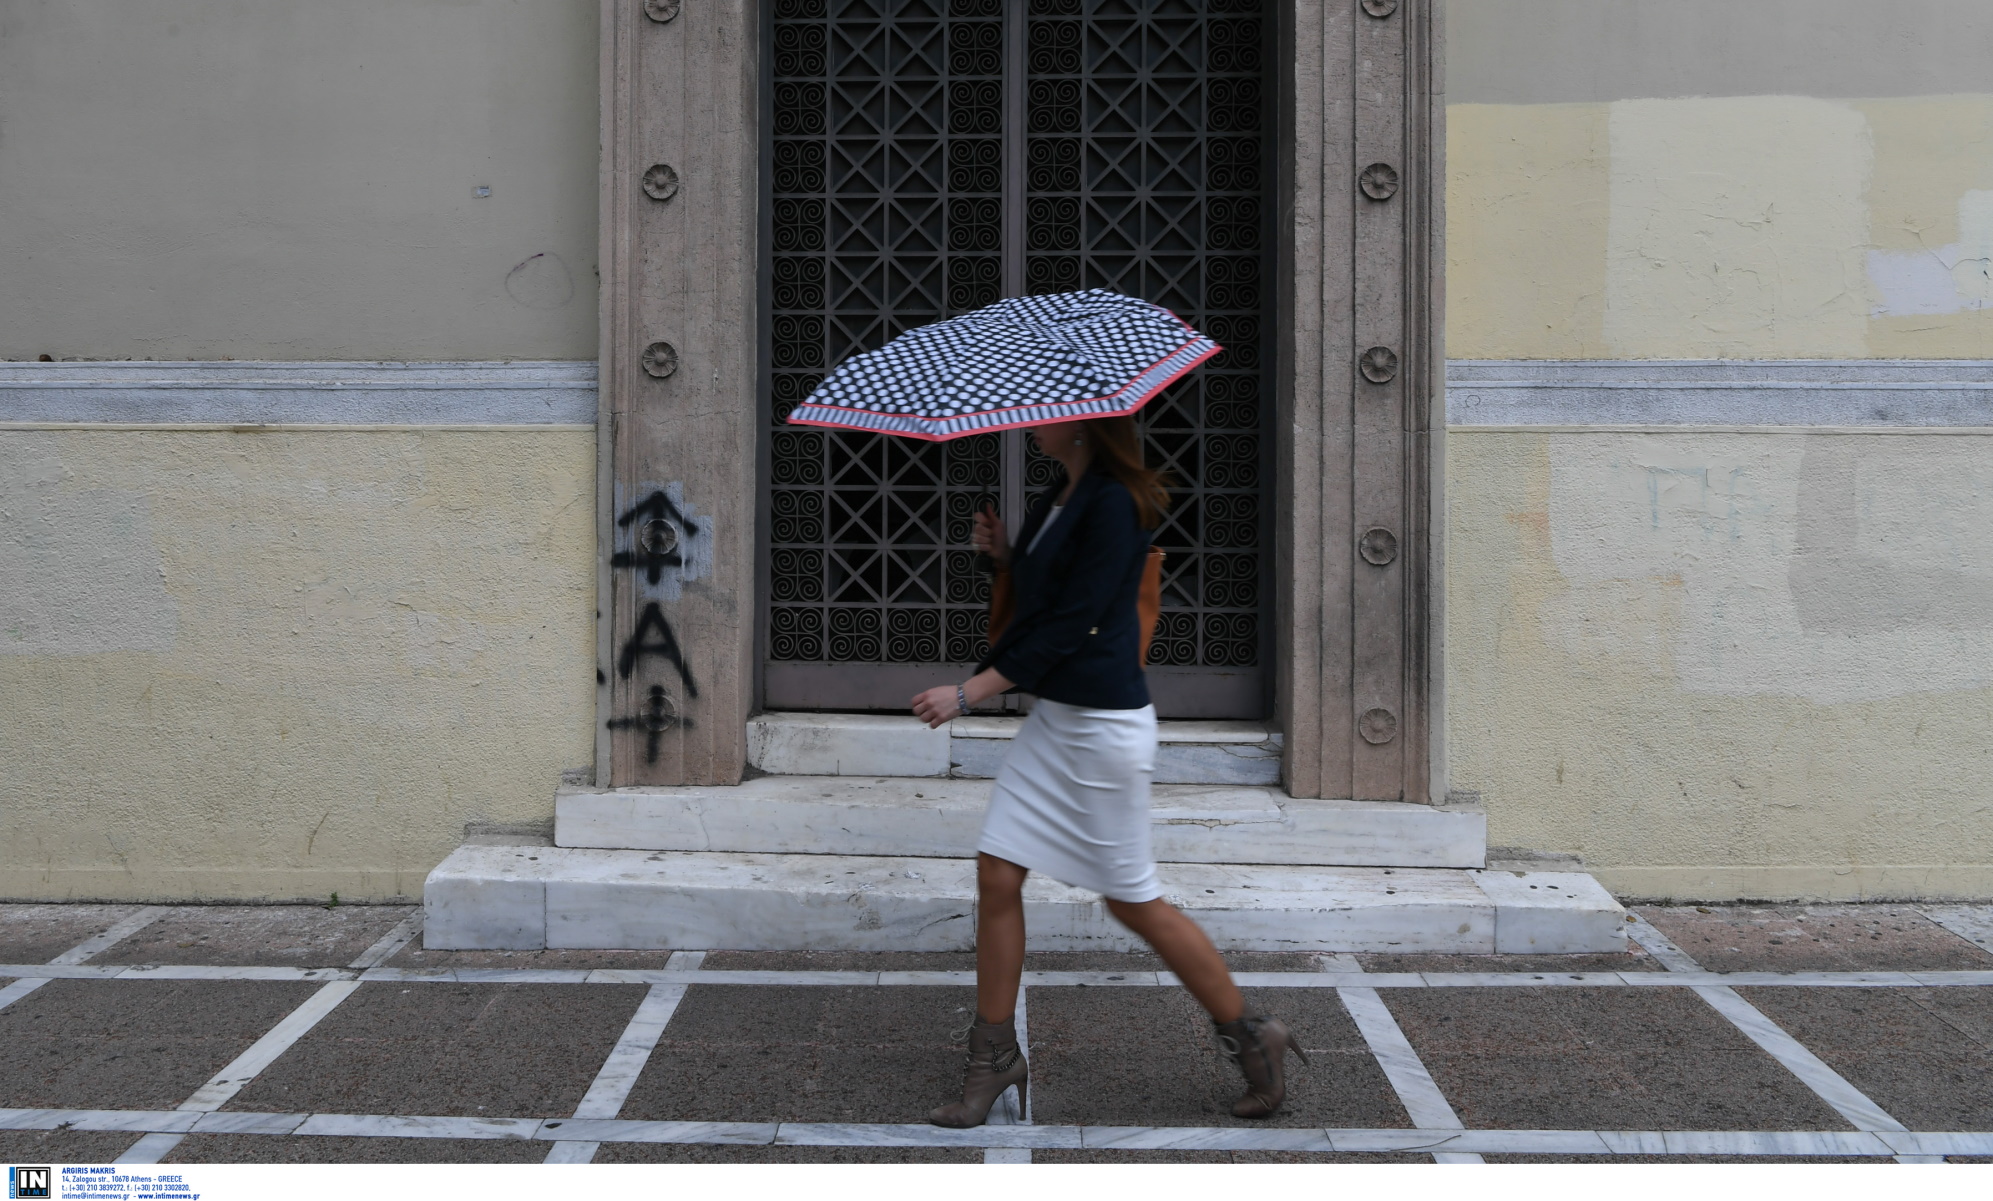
(956, 684), (970, 717)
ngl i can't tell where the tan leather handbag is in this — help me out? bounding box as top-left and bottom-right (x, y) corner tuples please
(987, 547), (1165, 666)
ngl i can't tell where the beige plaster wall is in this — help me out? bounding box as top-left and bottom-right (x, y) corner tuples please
(1443, 1), (1993, 898)
(0, 430), (596, 901)
(1446, 430), (1993, 900)
(0, 1), (599, 362)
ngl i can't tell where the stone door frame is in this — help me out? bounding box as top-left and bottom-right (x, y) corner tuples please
(596, 0), (1442, 801)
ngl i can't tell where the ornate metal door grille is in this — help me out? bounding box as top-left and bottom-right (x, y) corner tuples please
(764, 0), (1268, 715)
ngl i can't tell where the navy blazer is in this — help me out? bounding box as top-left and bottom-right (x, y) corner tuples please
(978, 466), (1154, 710)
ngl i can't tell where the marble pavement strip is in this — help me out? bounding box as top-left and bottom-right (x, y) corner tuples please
(1323, 952), (1482, 1163)
(1336, 986), (1482, 1164)
(115, 915), (431, 1165)
(771, 1122), (1077, 1150)
(1077, 1125), (1334, 1152)
(1626, 915), (1932, 1163)
(0, 1109), (201, 1134)
(0, 907), (168, 1017)
(9, 961), (1992, 987)
(543, 950), (703, 1164)
(294, 1114), (543, 1140)
(1325, 953), (1480, 1164)
(4, 1106), (1985, 1155)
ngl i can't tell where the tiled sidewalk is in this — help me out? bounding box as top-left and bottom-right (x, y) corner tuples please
(1, 901), (1990, 1164)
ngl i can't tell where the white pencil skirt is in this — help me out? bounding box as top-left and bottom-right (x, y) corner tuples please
(976, 698), (1163, 904)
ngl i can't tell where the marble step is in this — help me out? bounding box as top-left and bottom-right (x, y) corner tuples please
(748, 712), (1282, 786)
(424, 845), (1627, 954)
(555, 777), (1486, 869)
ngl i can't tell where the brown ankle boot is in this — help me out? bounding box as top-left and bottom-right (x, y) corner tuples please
(929, 1014), (1028, 1128)
(1214, 1012), (1308, 1118)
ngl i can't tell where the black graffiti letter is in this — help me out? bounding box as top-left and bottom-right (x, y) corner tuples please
(606, 684), (694, 763)
(617, 602), (698, 695)
(613, 491), (701, 585)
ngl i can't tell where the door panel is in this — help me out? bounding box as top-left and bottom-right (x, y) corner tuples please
(763, 0), (1270, 715)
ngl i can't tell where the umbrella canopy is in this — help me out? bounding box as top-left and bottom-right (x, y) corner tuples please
(785, 289), (1220, 441)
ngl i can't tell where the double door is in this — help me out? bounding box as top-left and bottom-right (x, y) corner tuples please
(761, 0), (1271, 717)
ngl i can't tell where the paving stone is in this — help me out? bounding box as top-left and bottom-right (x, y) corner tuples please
(596, 1144), (981, 1163)
(1904, 985), (1993, 1046)
(162, 1135), (548, 1164)
(1738, 986), (1993, 1130)
(1034, 1150), (1426, 1163)
(0, 1130), (146, 1163)
(0, 905), (151, 965)
(225, 982), (647, 1119)
(1026, 986), (1409, 1129)
(98, 905), (414, 968)
(1357, 949), (1664, 974)
(0, 980), (323, 1109)
(620, 984), (979, 1124)
(1639, 905), (1993, 972)
(387, 941), (679, 971)
(1384, 987), (1852, 1131)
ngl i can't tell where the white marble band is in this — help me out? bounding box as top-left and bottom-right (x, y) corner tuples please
(4, 1107), (1986, 1157)
(1448, 360), (1993, 427)
(5, 962), (1991, 990)
(0, 361), (596, 426)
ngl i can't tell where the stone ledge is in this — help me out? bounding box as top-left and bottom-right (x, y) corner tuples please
(424, 844), (1626, 953)
(746, 713), (1283, 785)
(555, 777), (1487, 868)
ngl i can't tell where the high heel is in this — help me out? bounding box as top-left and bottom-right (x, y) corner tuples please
(929, 1014), (1029, 1128)
(1214, 1012), (1308, 1118)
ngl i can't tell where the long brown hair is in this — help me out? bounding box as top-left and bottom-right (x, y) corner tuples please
(1077, 416), (1170, 530)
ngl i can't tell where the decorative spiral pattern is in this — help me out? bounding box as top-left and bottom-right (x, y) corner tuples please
(1027, 0), (1266, 671)
(768, 0), (1265, 674)
(769, 0), (1009, 667)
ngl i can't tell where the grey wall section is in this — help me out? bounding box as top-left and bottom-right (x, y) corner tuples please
(0, 1), (599, 362)
(1447, 0), (1993, 104)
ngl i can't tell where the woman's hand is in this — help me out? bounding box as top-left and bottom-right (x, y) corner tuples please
(911, 667), (1014, 729)
(911, 684), (964, 729)
(972, 504), (1011, 571)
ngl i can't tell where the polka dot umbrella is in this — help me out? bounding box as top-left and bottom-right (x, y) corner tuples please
(785, 289), (1221, 441)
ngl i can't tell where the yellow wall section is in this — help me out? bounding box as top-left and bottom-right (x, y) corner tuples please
(1446, 430), (1993, 901)
(1448, 93), (1993, 359)
(0, 430), (596, 901)
(1446, 104), (1611, 360)
(1604, 97), (1873, 359)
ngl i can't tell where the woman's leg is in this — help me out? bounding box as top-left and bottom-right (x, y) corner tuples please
(1103, 897), (1244, 1023)
(931, 853), (1032, 1128)
(1106, 896), (1306, 1119)
(975, 852), (1029, 1022)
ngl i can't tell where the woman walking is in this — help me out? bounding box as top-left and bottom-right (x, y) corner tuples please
(911, 415), (1306, 1128)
